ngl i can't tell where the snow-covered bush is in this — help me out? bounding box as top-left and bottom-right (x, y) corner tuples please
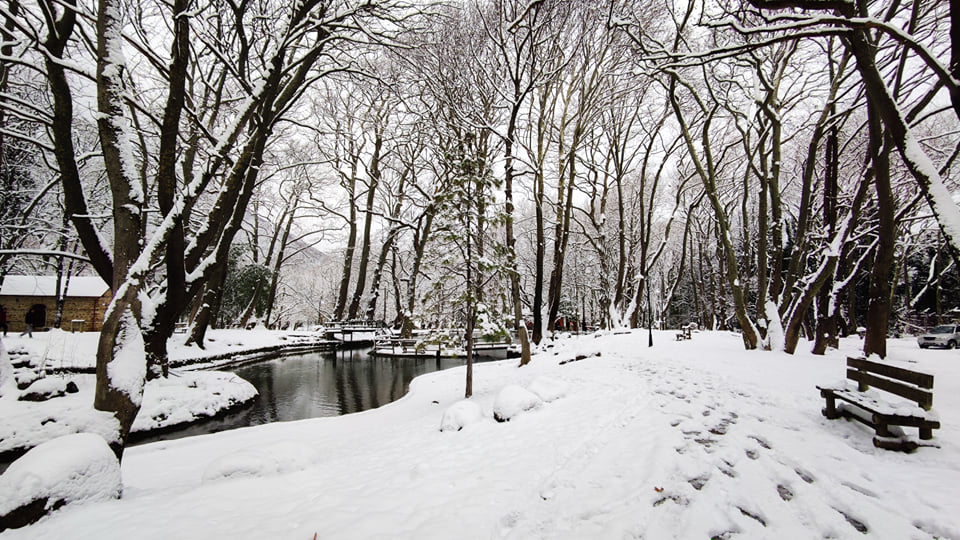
(475, 302), (510, 343)
(0, 433), (121, 531)
(440, 400), (484, 432)
(201, 440), (320, 483)
(528, 377), (568, 403)
(493, 385), (543, 422)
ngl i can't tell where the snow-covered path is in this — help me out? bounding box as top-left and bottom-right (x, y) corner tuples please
(3, 330), (959, 539)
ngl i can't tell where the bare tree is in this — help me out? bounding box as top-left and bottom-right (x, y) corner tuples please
(1, 0), (421, 461)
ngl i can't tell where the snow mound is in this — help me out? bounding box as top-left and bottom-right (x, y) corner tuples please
(440, 400), (484, 432)
(18, 377), (78, 402)
(202, 440), (321, 483)
(132, 371), (257, 432)
(528, 377), (569, 402)
(0, 433), (120, 527)
(493, 385), (543, 422)
(0, 340), (14, 399)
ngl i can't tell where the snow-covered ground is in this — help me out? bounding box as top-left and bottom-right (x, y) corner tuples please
(0, 329), (318, 457)
(2, 328), (323, 372)
(3, 329), (960, 539)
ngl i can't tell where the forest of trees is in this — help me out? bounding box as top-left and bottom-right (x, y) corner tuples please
(0, 0), (957, 456)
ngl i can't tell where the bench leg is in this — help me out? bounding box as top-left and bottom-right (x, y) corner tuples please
(875, 420), (892, 439)
(919, 427), (933, 440)
(822, 395), (839, 419)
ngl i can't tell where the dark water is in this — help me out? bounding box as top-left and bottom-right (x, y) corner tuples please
(130, 347), (478, 446)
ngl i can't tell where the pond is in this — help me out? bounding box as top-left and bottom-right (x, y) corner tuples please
(130, 347), (485, 446)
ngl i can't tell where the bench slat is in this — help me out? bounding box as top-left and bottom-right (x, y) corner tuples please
(881, 414), (941, 429)
(820, 358), (939, 450)
(846, 357), (934, 389)
(846, 369), (934, 410)
(823, 387), (938, 421)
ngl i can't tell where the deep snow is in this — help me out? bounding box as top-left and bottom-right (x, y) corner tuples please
(2, 329), (960, 539)
(0, 434), (121, 518)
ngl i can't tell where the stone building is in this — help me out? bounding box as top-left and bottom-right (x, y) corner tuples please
(0, 275), (112, 332)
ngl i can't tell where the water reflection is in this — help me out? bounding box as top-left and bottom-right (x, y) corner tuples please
(131, 347), (478, 446)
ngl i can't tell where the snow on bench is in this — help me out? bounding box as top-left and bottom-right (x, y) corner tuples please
(817, 356), (940, 452)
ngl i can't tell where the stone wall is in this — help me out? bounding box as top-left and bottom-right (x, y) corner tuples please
(0, 294), (110, 332)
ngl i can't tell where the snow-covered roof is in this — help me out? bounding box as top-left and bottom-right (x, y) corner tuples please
(0, 275), (110, 298)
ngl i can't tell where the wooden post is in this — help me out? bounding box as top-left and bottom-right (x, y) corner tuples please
(821, 392), (838, 419)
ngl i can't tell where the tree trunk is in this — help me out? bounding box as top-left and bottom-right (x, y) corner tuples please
(348, 133), (383, 320)
(333, 153), (359, 322)
(532, 161), (546, 344)
(400, 209), (436, 338)
(185, 262), (229, 349)
(365, 170), (406, 322)
(669, 78), (758, 349)
(813, 96), (842, 354)
(264, 201), (297, 327)
(504, 106), (531, 365)
(864, 110), (896, 357)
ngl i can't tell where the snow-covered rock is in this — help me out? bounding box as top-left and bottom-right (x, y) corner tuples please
(18, 377), (79, 402)
(528, 377), (568, 403)
(132, 371), (257, 433)
(493, 385), (543, 422)
(201, 440), (321, 484)
(440, 400), (484, 432)
(14, 370), (40, 391)
(0, 433), (120, 531)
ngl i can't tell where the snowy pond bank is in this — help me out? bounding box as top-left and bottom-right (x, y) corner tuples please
(3, 329), (960, 539)
(0, 329), (336, 464)
(130, 347), (499, 447)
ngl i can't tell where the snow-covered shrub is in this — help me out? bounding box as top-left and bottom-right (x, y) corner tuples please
(0, 433), (121, 531)
(201, 440), (320, 483)
(528, 377), (568, 403)
(475, 302), (510, 343)
(493, 385), (543, 422)
(440, 400), (484, 432)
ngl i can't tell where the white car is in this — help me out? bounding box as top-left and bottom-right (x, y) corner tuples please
(917, 324), (960, 349)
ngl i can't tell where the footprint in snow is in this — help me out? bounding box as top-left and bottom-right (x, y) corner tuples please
(738, 506), (767, 527)
(709, 415), (737, 436)
(748, 435), (772, 450)
(836, 508), (869, 534)
(794, 467), (815, 484)
(653, 493), (688, 507)
(688, 475), (709, 491)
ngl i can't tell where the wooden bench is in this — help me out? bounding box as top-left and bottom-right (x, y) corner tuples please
(817, 357), (940, 451)
(675, 325), (692, 341)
